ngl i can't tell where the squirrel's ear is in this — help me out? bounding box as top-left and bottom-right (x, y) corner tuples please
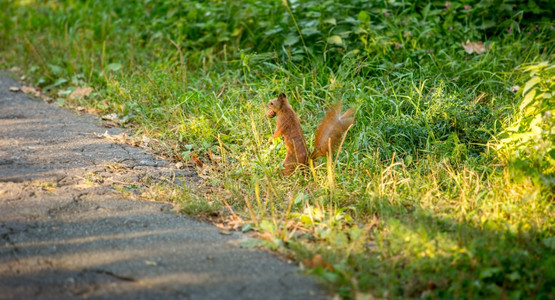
(278, 93), (286, 100)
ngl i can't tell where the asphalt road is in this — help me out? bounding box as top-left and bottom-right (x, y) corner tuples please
(0, 73), (326, 300)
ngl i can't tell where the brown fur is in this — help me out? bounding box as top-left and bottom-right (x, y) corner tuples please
(267, 93), (354, 175)
(310, 101), (355, 159)
(267, 93), (308, 175)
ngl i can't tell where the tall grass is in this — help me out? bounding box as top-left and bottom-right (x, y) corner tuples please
(1, 0), (553, 298)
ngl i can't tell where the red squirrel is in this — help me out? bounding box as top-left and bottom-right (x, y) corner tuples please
(266, 93), (354, 175)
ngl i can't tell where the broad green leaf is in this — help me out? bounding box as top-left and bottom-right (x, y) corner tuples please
(500, 132), (537, 145)
(529, 114), (543, 134)
(508, 271), (521, 281)
(284, 35), (299, 46)
(480, 267), (501, 279)
(344, 17), (357, 24)
(358, 11), (369, 22)
(36, 77), (47, 87)
(539, 92), (550, 99)
(503, 124), (521, 132)
(107, 63), (122, 72)
(480, 20), (495, 30)
(264, 27), (282, 36)
(293, 191), (305, 207)
(231, 27), (242, 37)
(320, 270), (340, 282)
(519, 89), (536, 111)
(301, 27), (320, 36)
(241, 224), (252, 232)
(542, 237), (555, 250)
(300, 214), (314, 225)
(523, 61), (548, 72)
(291, 55), (304, 62)
(58, 89), (72, 96)
(260, 219), (275, 233)
(51, 77), (68, 87)
(324, 17), (336, 25)
(348, 226), (363, 241)
(327, 35), (343, 45)
(48, 64), (63, 76)
(523, 76), (541, 95)
(515, 132), (536, 143)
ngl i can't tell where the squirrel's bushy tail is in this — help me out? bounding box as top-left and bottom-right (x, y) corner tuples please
(310, 102), (355, 160)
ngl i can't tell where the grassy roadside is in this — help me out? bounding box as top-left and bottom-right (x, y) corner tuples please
(1, 0), (554, 298)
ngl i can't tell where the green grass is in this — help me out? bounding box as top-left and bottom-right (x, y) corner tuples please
(1, 0), (554, 298)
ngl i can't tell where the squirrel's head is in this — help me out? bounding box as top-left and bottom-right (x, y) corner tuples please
(266, 93), (287, 118)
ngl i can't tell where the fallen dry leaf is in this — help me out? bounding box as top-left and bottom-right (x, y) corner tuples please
(461, 40), (490, 54)
(9, 86), (20, 92)
(93, 131), (132, 145)
(69, 86), (93, 100)
(144, 260), (157, 266)
(21, 86), (41, 97)
(101, 113), (119, 122)
(212, 213), (245, 231)
(208, 149), (221, 162)
(191, 153), (204, 168)
(141, 135), (153, 148)
(510, 85), (520, 93)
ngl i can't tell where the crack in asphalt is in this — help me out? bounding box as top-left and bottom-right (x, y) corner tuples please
(87, 269), (138, 282)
